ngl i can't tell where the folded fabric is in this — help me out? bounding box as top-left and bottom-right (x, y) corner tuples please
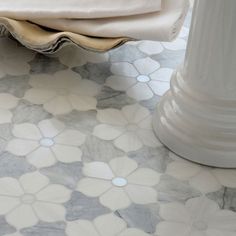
(31, 0), (188, 41)
(0, 0), (162, 19)
(0, 0), (188, 53)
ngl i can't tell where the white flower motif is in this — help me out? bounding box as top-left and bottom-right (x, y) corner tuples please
(77, 157), (160, 210)
(106, 58), (172, 100)
(66, 213), (151, 236)
(93, 104), (161, 152)
(53, 44), (109, 68)
(0, 172), (71, 229)
(138, 41), (164, 55)
(167, 153), (236, 193)
(24, 69), (101, 115)
(0, 93), (19, 124)
(0, 38), (35, 78)
(6, 118), (86, 168)
(156, 197), (236, 236)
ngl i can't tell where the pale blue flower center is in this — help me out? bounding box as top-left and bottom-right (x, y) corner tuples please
(112, 177), (128, 187)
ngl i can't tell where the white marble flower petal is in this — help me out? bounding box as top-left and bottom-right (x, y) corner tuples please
(77, 178), (112, 197)
(70, 79), (101, 97)
(27, 147), (57, 168)
(189, 170), (222, 193)
(33, 202), (66, 222)
(148, 80), (170, 96)
(121, 104), (150, 124)
(156, 221), (191, 236)
(0, 177), (23, 196)
(166, 161), (202, 180)
(0, 109), (13, 124)
(127, 82), (153, 101)
(150, 68), (173, 82)
(3, 59), (31, 76)
(209, 210), (236, 231)
(114, 132), (143, 152)
(125, 185), (157, 204)
(66, 220), (99, 236)
(36, 184), (71, 203)
(44, 96), (73, 115)
(137, 129), (161, 147)
(93, 124), (125, 141)
(94, 213), (127, 236)
(127, 168), (160, 186)
(6, 139), (39, 156)
(19, 172), (49, 194)
(134, 57), (160, 75)
(54, 129), (86, 146)
(159, 202), (191, 222)
(212, 169), (236, 188)
(109, 157), (138, 178)
(38, 118), (65, 138)
(97, 109), (128, 125)
(24, 88), (57, 105)
(12, 123), (42, 140)
(52, 144), (82, 163)
(138, 41), (164, 55)
(56, 46), (87, 67)
(0, 93), (18, 109)
(83, 162), (114, 180)
(69, 95), (97, 111)
(0, 196), (20, 214)
(6, 204), (38, 229)
(106, 75), (136, 91)
(119, 228), (150, 236)
(111, 62), (139, 77)
(100, 187), (131, 210)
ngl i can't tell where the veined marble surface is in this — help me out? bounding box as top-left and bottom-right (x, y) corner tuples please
(0, 9), (235, 236)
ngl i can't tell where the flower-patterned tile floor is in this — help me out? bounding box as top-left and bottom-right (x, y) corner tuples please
(0, 10), (236, 236)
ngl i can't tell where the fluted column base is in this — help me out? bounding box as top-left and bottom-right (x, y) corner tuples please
(153, 69), (236, 168)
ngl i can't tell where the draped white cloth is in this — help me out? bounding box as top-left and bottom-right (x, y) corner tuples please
(0, 0), (162, 19)
(0, 0), (189, 45)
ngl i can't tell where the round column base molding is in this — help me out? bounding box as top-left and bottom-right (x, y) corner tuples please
(153, 70), (236, 168)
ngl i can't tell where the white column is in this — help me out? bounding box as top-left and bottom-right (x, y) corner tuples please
(153, 0), (236, 168)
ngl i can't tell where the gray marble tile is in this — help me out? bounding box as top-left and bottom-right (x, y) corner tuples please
(21, 222), (66, 236)
(13, 100), (52, 124)
(58, 110), (97, 135)
(0, 75), (30, 98)
(207, 188), (236, 212)
(96, 86), (135, 109)
(72, 62), (112, 84)
(0, 216), (16, 236)
(140, 95), (160, 113)
(128, 146), (170, 173)
(65, 191), (110, 221)
(81, 135), (124, 162)
(0, 152), (36, 177)
(0, 123), (12, 140)
(29, 54), (68, 74)
(116, 203), (160, 234)
(156, 174), (202, 203)
(109, 44), (146, 63)
(151, 49), (185, 69)
(40, 162), (83, 190)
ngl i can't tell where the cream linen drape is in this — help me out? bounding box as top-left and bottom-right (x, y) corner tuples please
(0, 0), (162, 19)
(0, 0), (189, 52)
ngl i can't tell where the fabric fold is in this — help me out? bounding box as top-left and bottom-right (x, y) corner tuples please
(0, 0), (189, 53)
(0, 0), (162, 19)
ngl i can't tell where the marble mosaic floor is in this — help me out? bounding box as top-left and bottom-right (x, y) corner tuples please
(0, 10), (236, 236)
